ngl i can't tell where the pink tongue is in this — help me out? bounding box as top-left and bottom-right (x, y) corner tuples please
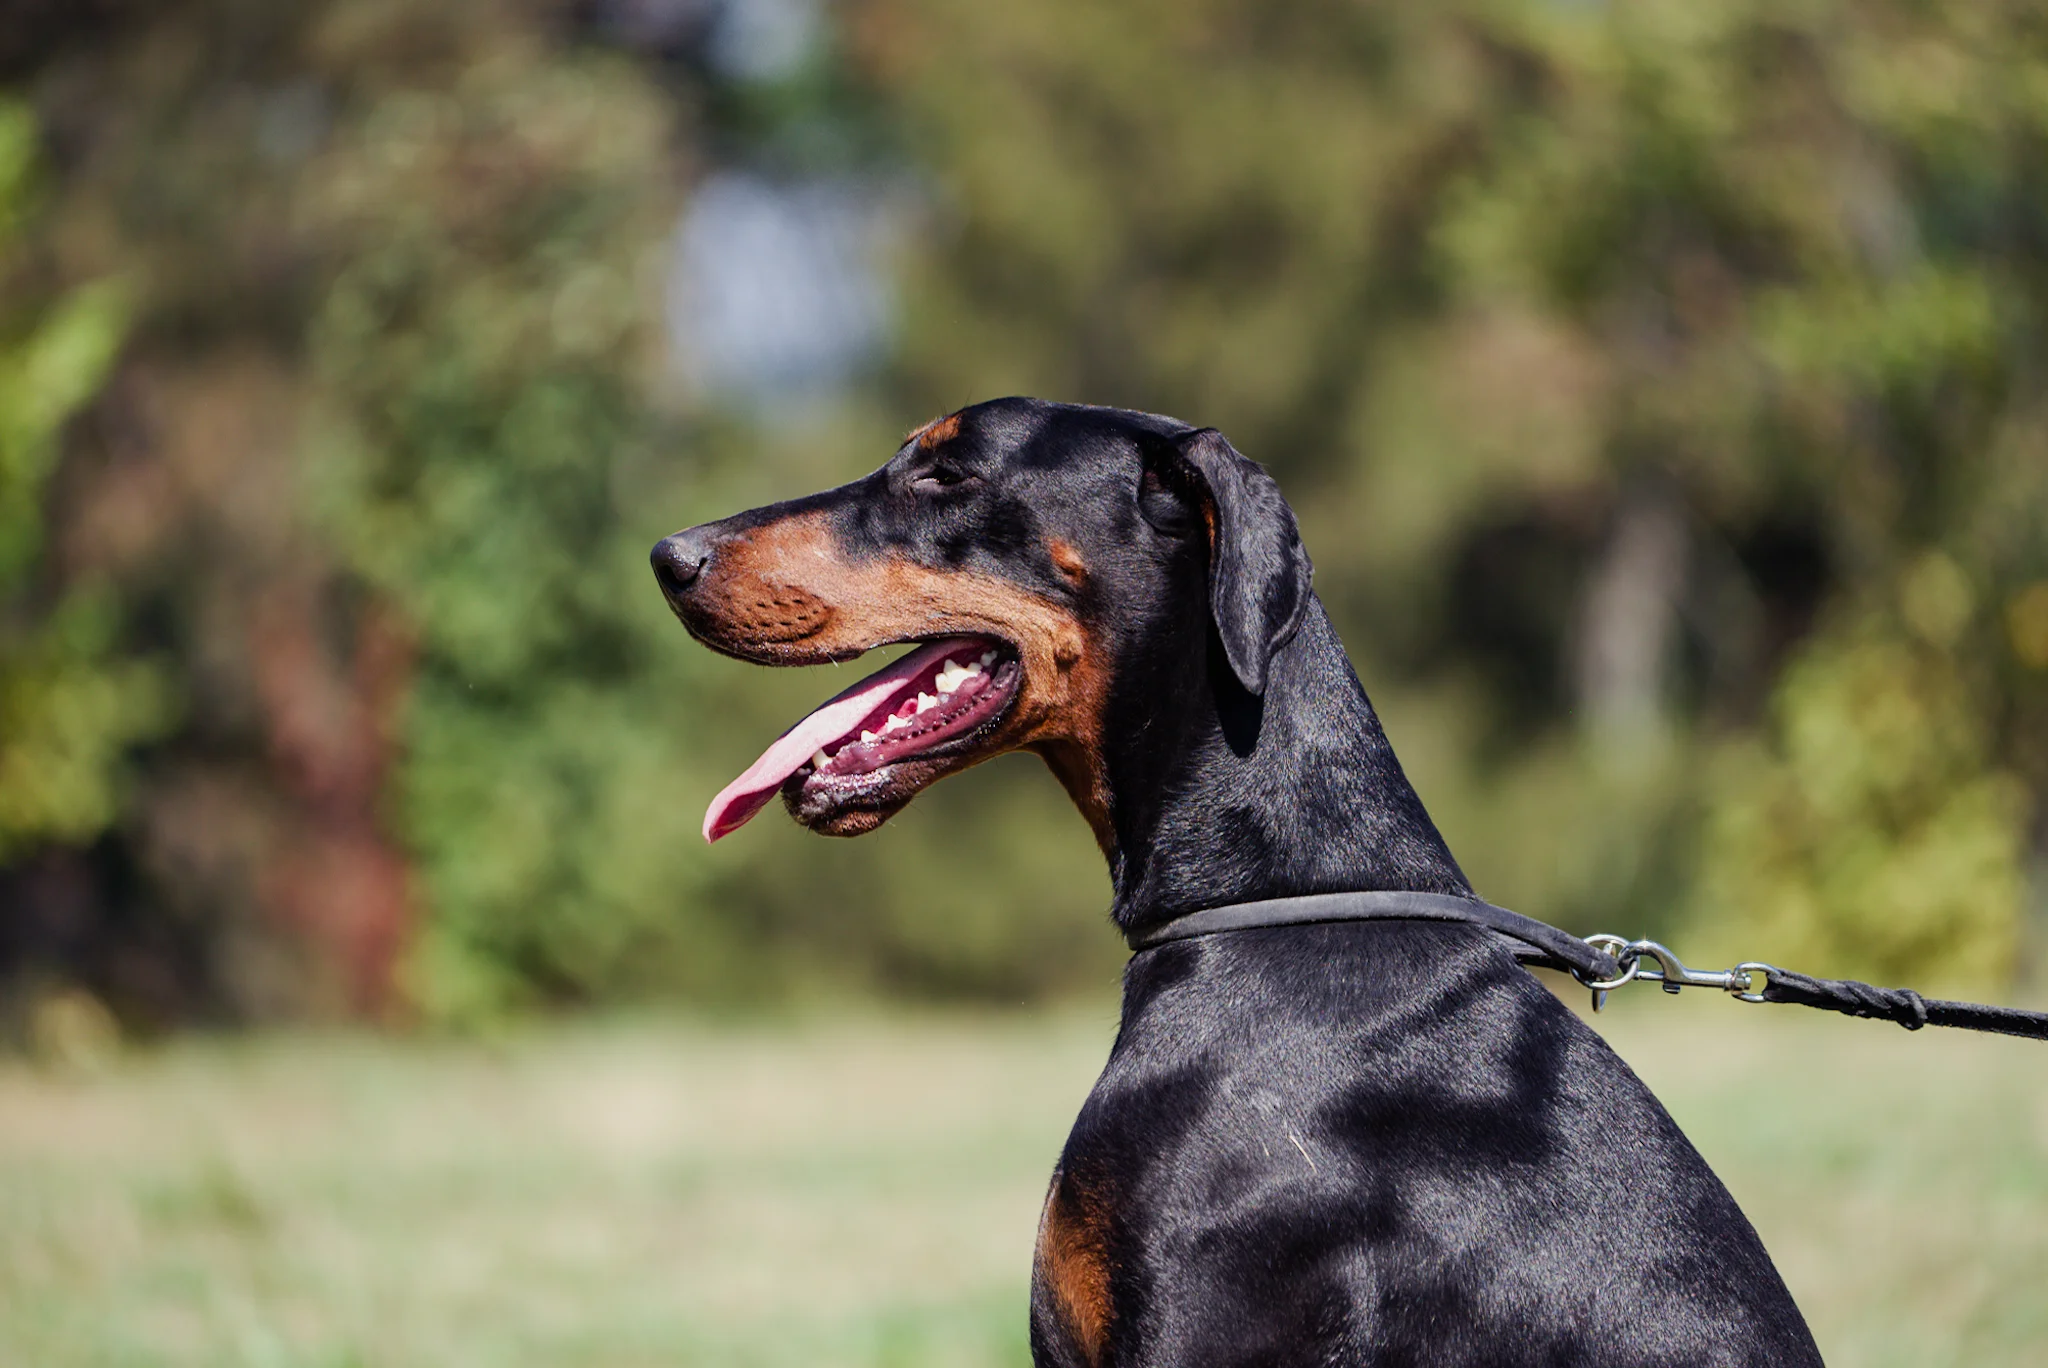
(703, 639), (971, 842)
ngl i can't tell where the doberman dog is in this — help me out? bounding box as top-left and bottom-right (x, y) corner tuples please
(652, 398), (1822, 1367)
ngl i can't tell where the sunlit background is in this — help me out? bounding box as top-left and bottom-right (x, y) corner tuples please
(1, 1), (2045, 1363)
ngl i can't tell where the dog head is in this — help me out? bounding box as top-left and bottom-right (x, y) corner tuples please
(653, 398), (1310, 846)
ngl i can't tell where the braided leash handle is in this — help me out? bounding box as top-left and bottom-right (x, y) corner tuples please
(1756, 968), (2048, 1042)
(1759, 969), (1929, 1029)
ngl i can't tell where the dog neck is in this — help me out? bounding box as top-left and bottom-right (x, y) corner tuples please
(1092, 597), (1471, 933)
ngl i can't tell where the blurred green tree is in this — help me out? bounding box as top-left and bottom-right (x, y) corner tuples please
(0, 99), (162, 863)
(297, 4), (699, 1019)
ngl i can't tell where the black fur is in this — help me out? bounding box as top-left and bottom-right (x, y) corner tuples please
(654, 398), (1822, 1366)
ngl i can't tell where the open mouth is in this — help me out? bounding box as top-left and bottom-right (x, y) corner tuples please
(703, 635), (1023, 840)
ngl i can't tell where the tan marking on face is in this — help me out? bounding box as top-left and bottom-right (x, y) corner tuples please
(1035, 1171), (1113, 1366)
(675, 513), (841, 646)
(1049, 538), (1088, 587)
(906, 412), (962, 449)
(686, 509), (1115, 846)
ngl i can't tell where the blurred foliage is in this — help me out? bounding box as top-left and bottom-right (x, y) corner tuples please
(0, 99), (162, 864)
(0, 0), (2043, 1024)
(298, 5), (705, 1020)
(1694, 612), (2028, 988)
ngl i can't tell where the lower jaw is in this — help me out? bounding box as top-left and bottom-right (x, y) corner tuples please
(782, 725), (1016, 834)
(790, 799), (899, 838)
(781, 764), (924, 833)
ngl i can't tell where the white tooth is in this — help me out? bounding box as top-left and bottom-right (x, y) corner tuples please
(916, 693), (936, 713)
(812, 750), (830, 769)
(935, 664), (969, 693)
(883, 714), (909, 732)
(860, 730), (877, 744)
(980, 650), (996, 666)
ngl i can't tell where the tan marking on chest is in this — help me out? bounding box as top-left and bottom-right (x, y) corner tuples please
(1036, 1171), (1113, 1365)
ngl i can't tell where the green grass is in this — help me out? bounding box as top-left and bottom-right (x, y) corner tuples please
(0, 994), (2043, 1366)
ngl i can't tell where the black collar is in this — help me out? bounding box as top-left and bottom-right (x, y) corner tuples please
(1127, 889), (1621, 982)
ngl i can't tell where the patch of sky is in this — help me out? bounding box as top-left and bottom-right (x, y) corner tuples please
(654, 0), (907, 410)
(667, 171), (896, 407)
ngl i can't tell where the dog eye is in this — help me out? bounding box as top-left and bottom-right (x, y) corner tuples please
(911, 466), (972, 495)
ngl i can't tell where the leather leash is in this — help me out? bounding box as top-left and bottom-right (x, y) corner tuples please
(1128, 890), (2048, 1042)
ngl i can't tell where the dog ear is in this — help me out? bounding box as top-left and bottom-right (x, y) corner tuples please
(1175, 428), (1313, 695)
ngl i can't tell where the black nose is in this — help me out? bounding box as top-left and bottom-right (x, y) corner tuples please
(651, 529), (712, 603)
